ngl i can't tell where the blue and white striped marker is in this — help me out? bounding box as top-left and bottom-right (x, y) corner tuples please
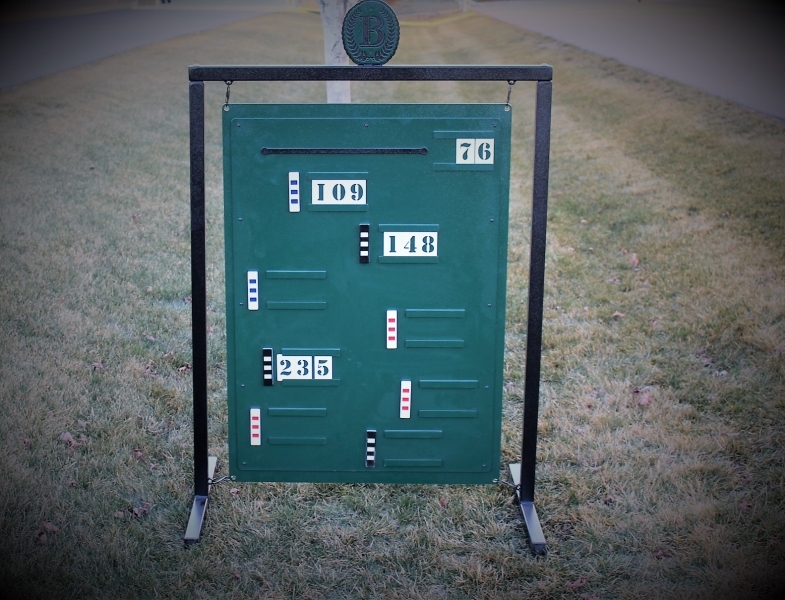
(288, 171), (300, 212)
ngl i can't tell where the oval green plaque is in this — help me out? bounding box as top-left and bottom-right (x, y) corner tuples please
(342, 0), (400, 66)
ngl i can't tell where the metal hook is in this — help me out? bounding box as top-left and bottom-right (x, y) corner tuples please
(506, 80), (516, 110)
(493, 477), (520, 492)
(224, 80), (233, 110)
(209, 474), (235, 486)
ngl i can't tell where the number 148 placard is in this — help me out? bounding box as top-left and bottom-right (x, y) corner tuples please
(383, 231), (439, 257)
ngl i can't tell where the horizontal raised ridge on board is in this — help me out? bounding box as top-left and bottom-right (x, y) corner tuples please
(268, 437), (326, 445)
(419, 380), (478, 388)
(383, 430), (443, 439)
(280, 348), (341, 356)
(280, 379), (340, 387)
(266, 301), (326, 310)
(267, 408), (327, 417)
(266, 270), (326, 279)
(405, 339), (464, 348)
(383, 459), (443, 468)
(405, 309), (465, 318)
(418, 410), (478, 418)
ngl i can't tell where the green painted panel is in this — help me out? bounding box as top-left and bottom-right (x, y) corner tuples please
(223, 103), (511, 484)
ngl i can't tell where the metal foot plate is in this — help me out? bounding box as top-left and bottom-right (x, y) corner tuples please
(509, 463), (547, 555)
(183, 456), (218, 544)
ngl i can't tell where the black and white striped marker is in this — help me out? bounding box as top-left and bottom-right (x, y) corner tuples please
(365, 430), (376, 467)
(359, 224), (370, 263)
(262, 348), (274, 386)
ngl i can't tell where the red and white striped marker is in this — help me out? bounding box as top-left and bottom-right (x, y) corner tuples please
(400, 380), (411, 419)
(386, 310), (397, 349)
(250, 408), (261, 446)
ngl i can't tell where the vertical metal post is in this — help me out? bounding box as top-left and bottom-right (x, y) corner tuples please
(184, 80), (210, 544)
(516, 79), (552, 555)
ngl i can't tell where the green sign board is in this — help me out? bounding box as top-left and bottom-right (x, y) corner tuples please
(223, 103), (512, 484)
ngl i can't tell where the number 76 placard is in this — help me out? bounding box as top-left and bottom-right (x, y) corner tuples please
(456, 138), (494, 165)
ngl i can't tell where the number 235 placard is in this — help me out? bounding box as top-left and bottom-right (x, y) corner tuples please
(276, 355), (333, 381)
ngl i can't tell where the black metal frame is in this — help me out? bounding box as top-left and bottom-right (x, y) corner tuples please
(185, 64), (552, 554)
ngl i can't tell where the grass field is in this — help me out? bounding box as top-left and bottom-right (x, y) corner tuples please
(1, 7), (784, 600)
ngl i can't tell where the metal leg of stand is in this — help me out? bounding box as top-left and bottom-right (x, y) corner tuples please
(184, 78), (213, 545)
(184, 456), (217, 544)
(509, 463), (546, 555)
(509, 79), (552, 556)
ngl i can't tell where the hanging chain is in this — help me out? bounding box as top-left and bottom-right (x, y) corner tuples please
(209, 474), (235, 486)
(224, 80), (233, 107)
(506, 80), (516, 108)
(493, 477), (521, 493)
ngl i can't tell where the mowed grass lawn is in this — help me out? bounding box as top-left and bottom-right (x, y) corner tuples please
(1, 8), (784, 600)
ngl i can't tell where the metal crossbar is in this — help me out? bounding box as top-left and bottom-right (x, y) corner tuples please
(189, 64), (552, 82)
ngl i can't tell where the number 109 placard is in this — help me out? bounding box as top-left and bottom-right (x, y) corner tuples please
(312, 179), (366, 205)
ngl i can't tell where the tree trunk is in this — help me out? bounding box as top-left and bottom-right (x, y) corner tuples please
(317, 0), (358, 103)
